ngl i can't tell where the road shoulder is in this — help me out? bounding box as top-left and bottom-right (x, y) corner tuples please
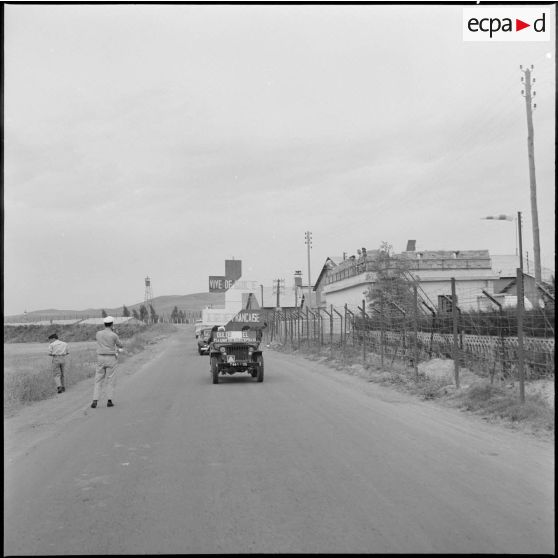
(4, 332), (179, 464)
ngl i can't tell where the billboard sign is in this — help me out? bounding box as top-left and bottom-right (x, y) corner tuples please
(208, 276), (236, 292)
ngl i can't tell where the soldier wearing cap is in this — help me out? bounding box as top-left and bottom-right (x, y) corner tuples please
(91, 316), (123, 408)
(48, 333), (69, 394)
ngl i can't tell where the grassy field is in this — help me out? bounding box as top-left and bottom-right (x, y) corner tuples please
(3, 324), (177, 415)
(4, 322), (150, 344)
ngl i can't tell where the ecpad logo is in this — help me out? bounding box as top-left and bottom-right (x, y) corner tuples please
(463, 8), (550, 41)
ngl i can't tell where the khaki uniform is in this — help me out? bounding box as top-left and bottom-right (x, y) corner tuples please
(48, 339), (69, 389)
(93, 328), (123, 401)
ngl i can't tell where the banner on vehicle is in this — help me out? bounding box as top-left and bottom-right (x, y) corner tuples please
(222, 308), (268, 331)
(214, 330), (258, 343)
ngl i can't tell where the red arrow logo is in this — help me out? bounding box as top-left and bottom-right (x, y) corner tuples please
(516, 19), (530, 31)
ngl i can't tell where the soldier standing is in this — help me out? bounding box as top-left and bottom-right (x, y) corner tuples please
(91, 316), (123, 408)
(48, 333), (69, 394)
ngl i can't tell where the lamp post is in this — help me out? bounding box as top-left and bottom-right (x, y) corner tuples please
(480, 214), (517, 257)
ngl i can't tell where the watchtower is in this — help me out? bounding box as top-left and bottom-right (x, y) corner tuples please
(144, 275), (154, 308)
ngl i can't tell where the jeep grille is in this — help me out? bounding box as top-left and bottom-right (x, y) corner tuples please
(226, 345), (251, 361)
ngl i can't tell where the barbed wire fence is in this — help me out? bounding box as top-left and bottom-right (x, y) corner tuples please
(261, 274), (554, 401)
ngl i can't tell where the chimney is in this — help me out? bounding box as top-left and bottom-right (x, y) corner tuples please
(294, 270), (302, 287)
(406, 240), (416, 252)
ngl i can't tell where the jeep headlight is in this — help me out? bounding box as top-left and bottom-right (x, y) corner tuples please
(248, 347), (254, 355)
(220, 347), (227, 355)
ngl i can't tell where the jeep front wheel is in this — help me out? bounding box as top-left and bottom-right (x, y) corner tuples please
(210, 357), (219, 384)
(256, 355), (264, 383)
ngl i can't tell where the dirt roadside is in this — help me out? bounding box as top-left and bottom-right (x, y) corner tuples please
(270, 346), (555, 445)
(4, 333), (178, 464)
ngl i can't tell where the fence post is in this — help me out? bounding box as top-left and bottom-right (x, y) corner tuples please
(498, 306), (507, 383)
(451, 277), (460, 389)
(306, 307), (310, 348)
(361, 299), (367, 365)
(291, 310), (295, 349)
(413, 285), (419, 379)
(288, 310), (294, 351)
(345, 306), (355, 352)
(380, 293), (385, 368)
(330, 304), (334, 352)
(429, 311), (435, 359)
(297, 310), (301, 349)
(333, 306), (343, 360)
(316, 308), (324, 351)
(299, 308), (303, 347)
(343, 304), (348, 359)
(516, 268), (526, 403)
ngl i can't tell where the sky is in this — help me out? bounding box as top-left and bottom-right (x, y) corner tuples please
(3, 3), (556, 316)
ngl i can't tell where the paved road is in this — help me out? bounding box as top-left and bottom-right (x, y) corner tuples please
(4, 327), (554, 554)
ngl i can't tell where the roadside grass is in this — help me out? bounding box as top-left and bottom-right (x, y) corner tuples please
(446, 382), (555, 433)
(270, 341), (555, 437)
(4, 322), (149, 344)
(3, 324), (177, 415)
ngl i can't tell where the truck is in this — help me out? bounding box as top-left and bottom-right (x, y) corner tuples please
(208, 328), (264, 384)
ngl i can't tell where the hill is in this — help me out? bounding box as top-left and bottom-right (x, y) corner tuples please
(4, 292), (225, 322)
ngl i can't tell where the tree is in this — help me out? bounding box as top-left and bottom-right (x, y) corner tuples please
(101, 309), (107, 318)
(178, 310), (185, 324)
(132, 309), (140, 320)
(171, 306), (179, 323)
(149, 304), (158, 324)
(122, 305), (130, 317)
(139, 305), (148, 323)
(364, 242), (415, 325)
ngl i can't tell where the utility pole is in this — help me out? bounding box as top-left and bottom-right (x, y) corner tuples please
(305, 231), (312, 309)
(520, 65), (542, 285)
(273, 278), (284, 309)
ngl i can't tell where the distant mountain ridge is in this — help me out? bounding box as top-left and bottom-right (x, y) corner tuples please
(5, 292), (225, 321)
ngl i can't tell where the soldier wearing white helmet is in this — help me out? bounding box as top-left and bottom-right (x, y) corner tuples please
(91, 316), (123, 408)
